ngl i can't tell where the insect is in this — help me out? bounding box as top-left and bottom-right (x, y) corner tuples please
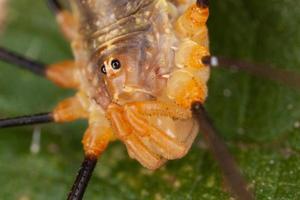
(0, 0), (298, 200)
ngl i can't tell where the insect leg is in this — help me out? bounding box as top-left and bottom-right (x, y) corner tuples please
(47, 0), (62, 13)
(0, 46), (46, 76)
(203, 55), (300, 89)
(0, 94), (87, 129)
(60, 100), (112, 199)
(47, 0), (77, 41)
(55, 101), (111, 199)
(67, 156), (97, 200)
(0, 46), (79, 88)
(191, 102), (254, 200)
(0, 113), (53, 128)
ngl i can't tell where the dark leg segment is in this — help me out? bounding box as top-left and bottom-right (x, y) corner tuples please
(191, 102), (254, 200)
(197, 0), (209, 8)
(0, 113), (53, 128)
(47, 0), (63, 14)
(203, 55), (300, 89)
(0, 46), (46, 76)
(47, 0), (77, 41)
(67, 156), (98, 200)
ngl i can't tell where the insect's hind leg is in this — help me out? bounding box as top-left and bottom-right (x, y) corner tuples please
(48, 0), (77, 41)
(0, 94), (87, 128)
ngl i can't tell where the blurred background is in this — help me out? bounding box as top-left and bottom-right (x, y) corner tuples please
(0, 0), (300, 199)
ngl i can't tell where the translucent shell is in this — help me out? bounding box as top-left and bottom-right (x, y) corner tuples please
(167, 69), (208, 108)
(69, 1), (211, 169)
(175, 39), (209, 69)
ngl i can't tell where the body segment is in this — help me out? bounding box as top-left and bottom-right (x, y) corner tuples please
(50, 0), (210, 169)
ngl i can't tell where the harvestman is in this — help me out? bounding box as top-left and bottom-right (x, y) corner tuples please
(1, 0), (300, 199)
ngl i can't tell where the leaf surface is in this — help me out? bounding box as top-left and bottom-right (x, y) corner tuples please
(0, 0), (300, 199)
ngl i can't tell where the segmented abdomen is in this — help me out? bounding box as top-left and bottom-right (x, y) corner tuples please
(73, 0), (156, 53)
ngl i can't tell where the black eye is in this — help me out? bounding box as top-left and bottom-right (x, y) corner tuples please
(100, 64), (107, 74)
(111, 59), (121, 70)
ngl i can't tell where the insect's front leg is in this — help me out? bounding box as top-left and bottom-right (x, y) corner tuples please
(53, 93), (114, 157)
(48, 0), (78, 41)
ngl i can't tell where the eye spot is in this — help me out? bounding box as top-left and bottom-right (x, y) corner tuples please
(100, 64), (107, 74)
(111, 59), (121, 70)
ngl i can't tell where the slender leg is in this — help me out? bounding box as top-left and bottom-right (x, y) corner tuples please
(0, 46), (46, 76)
(67, 156), (98, 200)
(191, 102), (254, 200)
(174, 2), (254, 199)
(68, 124), (112, 200)
(0, 113), (53, 128)
(203, 55), (300, 89)
(0, 46), (79, 88)
(68, 112), (114, 200)
(0, 94), (88, 129)
(48, 0), (78, 41)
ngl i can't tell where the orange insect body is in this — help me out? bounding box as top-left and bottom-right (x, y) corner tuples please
(48, 0), (210, 170)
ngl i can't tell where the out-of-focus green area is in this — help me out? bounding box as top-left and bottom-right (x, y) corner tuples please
(0, 0), (300, 199)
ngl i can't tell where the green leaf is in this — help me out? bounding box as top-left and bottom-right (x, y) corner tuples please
(0, 0), (300, 199)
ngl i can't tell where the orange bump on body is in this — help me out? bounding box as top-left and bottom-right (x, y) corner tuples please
(187, 5), (209, 26)
(192, 26), (209, 47)
(187, 45), (209, 69)
(46, 61), (79, 88)
(176, 78), (207, 108)
(176, 4), (209, 37)
(176, 40), (209, 69)
(53, 97), (88, 122)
